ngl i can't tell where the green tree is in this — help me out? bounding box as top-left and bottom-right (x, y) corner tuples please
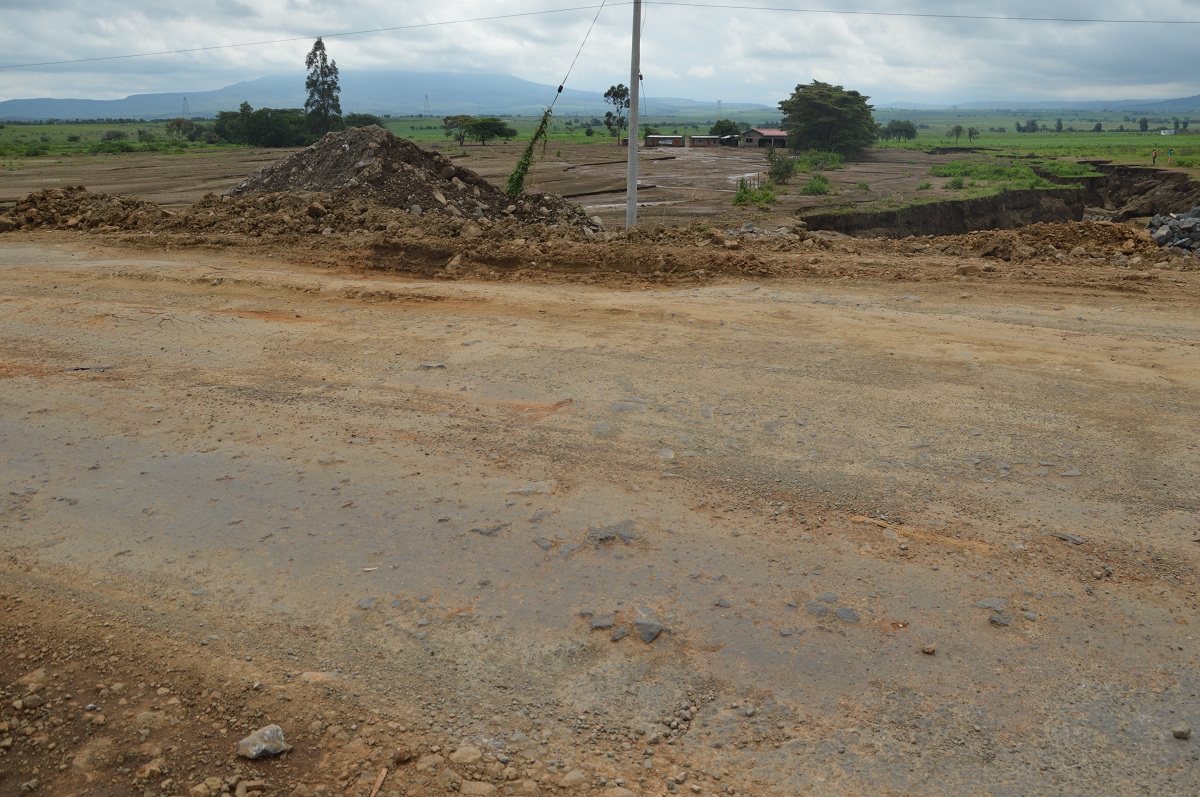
(466, 117), (517, 145)
(949, 124), (965, 143)
(443, 115), (477, 145)
(1055, 118), (1064, 133)
(709, 119), (741, 137)
(1092, 122), (1103, 133)
(344, 113), (384, 128)
(603, 84), (630, 143)
(966, 126), (980, 143)
(778, 80), (876, 158)
(1023, 119), (1040, 133)
(164, 118), (196, 139)
(882, 119), (917, 142)
(304, 38), (342, 137)
(1139, 117), (1149, 132)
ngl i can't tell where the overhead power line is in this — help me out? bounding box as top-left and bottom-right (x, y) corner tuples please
(3, 1), (1196, 70)
(649, 1), (1200, 25)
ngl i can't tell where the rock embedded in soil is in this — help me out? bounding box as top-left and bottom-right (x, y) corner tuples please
(236, 724), (292, 759)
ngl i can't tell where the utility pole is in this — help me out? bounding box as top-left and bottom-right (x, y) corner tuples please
(626, 0), (641, 228)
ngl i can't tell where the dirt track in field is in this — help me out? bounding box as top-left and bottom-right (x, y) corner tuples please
(1, 140), (1199, 797)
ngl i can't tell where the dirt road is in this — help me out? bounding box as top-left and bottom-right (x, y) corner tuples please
(2, 232), (1197, 796)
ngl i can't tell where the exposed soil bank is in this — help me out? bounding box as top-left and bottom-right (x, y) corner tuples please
(1079, 162), (1200, 221)
(798, 188), (1084, 238)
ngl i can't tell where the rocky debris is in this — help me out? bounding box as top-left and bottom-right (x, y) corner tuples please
(0, 185), (167, 232)
(236, 724), (292, 759)
(231, 125), (600, 233)
(1173, 725), (1192, 740)
(1146, 206), (1200, 256)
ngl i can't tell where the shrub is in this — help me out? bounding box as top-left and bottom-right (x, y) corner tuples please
(101, 130), (127, 141)
(798, 151), (845, 171)
(66, 134), (81, 143)
(856, 181), (870, 190)
(917, 181), (932, 190)
(733, 178), (776, 208)
(943, 175), (965, 190)
(765, 147), (797, 183)
(800, 174), (832, 195)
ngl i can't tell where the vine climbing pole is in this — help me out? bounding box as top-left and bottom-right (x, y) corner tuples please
(626, 0), (641, 228)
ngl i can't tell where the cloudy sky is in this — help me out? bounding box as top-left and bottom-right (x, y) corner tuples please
(1, 0), (1198, 107)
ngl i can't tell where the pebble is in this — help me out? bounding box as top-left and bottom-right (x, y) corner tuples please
(1173, 725), (1192, 740)
(922, 644), (937, 655)
(989, 614), (1013, 627)
(834, 607), (859, 623)
(815, 592), (838, 604)
(974, 597), (1009, 611)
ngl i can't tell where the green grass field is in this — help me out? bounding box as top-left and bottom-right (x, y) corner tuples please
(3, 108), (1195, 173)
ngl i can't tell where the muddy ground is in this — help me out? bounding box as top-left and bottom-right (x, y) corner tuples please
(1, 140), (1199, 797)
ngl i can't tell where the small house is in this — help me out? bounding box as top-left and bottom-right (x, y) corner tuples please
(741, 128), (789, 148)
(688, 135), (722, 147)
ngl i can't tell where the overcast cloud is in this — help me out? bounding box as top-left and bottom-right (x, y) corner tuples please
(1, 0), (1198, 108)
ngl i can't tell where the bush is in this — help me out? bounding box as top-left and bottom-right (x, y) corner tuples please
(943, 175), (965, 190)
(101, 130), (127, 141)
(917, 181), (932, 190)
(66, 134), (81, 143)
(798, 151), (845, 172)
(800, 174), (832, 195)
(733, 178), (776, 208)
(765, 147), (797, 183)
(856, 181), (870, 190)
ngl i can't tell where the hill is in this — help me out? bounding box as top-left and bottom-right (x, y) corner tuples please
(0, 71), (770, 121)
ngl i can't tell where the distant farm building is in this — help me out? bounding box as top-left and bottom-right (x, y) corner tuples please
(688, 135), (721, 147)
(646, 134), (686, 147)
(741, 128), (788, 148)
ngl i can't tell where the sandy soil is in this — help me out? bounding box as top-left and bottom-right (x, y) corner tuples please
(1, 143), (1199, 797)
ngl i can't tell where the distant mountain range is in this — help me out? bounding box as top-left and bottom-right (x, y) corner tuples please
(879, 96), (1200, 113)
(0, 71), (771, 121)
(3, 71), (1197, 121)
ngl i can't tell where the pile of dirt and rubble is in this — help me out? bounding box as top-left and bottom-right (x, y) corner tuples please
(229, 125), (603, 235)
(0, 186), (168, 233)
(925, 220), (1168, 264)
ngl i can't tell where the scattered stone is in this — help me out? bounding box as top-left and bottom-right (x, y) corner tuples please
(1173, 725), (1192, 740)
(356, 596), (379, 610)
(509, 480), (556, 496)
(611, 626), (629, 642)
(588, 520), (636, 546)
(922, 644), (937, 655)
(805, 602), (831, 618)
(714, 598), (732, 608)
(450, 745), (483, 765)
(393, 746), (414, 764)
(560, 769), (589, 788)
(974, 597), (1010, 611)
(989, 614), (1013, 627)
(460, 782), (498, 797)
(834, 607), (860, 623)
(815, 592), (839, 604)
(635, 619), (665, 643)
(236, 724), (292, 759)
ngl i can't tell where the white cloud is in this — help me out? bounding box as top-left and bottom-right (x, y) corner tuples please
(1, 1), (1198, 105)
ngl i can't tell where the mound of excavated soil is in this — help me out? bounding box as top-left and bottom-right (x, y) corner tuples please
(230, 125), (602, 234)
(0, 186), (168, 232)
